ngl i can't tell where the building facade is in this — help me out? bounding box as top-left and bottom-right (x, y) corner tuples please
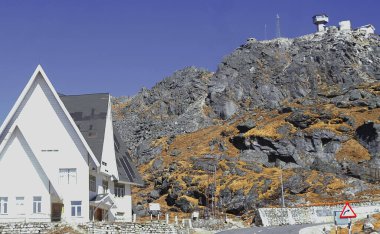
(0, 66), (143, 223)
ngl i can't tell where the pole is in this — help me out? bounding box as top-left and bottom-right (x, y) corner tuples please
(213, 164), (217, 218)
(280, 166), (285, 208)
(349, 218), (352, 234)
(264, 24), (267, 40)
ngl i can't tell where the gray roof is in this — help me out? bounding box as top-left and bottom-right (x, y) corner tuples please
(60, 93), (143, 185)
(113, 125), (144, 185)
(60, 93), (109, 163)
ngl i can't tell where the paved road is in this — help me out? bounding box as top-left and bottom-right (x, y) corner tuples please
(217, 223), (325, 234)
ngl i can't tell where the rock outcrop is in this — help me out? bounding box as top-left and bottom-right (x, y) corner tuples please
(113, 29), (380, 222)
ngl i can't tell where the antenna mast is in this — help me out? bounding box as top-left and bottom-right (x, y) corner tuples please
(264, 24), (267, 40)
(276, 14), (281, 38)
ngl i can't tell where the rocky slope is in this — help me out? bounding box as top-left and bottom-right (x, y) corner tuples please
(113, 29), (380, 223)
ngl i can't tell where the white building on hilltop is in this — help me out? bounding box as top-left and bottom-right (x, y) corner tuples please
(0, 65), (143, 223)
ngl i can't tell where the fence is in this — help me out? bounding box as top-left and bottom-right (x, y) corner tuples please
(259, 201), (380, 226)
(368, 167), (380, 180)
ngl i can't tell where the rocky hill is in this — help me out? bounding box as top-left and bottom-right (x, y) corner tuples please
(113, 28), (380, 223)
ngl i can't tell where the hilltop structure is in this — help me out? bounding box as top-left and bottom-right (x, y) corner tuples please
(312, 14), (375, 36)
(0, 66), (143, 223)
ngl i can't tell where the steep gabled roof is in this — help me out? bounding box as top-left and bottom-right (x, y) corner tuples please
(113, 126), (144, 185)
(60, 93), (109, 163)
(0, 65), (100, 168)
(60, 94), (143, 185)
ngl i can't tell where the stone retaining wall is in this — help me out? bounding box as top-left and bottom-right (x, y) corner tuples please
(259, 201), (380, 226)
(78, 222), (179, 234)
(0, 222), (184, 234)
(0, 223), (67, 234)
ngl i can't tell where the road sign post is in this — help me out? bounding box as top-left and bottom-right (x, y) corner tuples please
(339, 203), (356, 234)
(340, 203), (357, 219)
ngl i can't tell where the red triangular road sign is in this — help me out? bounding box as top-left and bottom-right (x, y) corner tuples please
(340, 202), (357, 218)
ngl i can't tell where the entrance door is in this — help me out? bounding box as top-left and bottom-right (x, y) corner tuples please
(51, 203), (63, 222)
(95, 208), (103, 221)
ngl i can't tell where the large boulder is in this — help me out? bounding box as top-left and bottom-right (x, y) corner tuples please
(355, 122), (380, 157)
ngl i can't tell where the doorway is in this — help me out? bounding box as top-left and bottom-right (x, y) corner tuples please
(51, 203), (63, 222)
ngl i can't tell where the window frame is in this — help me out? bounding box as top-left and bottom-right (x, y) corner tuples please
(59, 168), (77, 185)
(114, 183), (125, 197)
(0, 197), (8, 214)
(102, 179), (109, 194)
(89, 175), (96, 192)
(71, 201), (82, 217)
(15, 197), (25, 214)
(33, 196), (42, 214)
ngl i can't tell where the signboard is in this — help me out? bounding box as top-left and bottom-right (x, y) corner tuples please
(334, 211), (350, 226)
(192, 211), (199, 219)
(149, 203), (161, 211)
(340, 203), (357, 219)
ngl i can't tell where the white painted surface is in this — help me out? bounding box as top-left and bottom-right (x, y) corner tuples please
(339, 21), (351, 31)
(259, 202), (380, 226)
(100, 96), (119, 180)
(0, 128), (50, 222)
(356, 24), (375, 37)
(110, 184), (133, 222)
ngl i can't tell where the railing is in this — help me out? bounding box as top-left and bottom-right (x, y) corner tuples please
(368, 167), (380, 180)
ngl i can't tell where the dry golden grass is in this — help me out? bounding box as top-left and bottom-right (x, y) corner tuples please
(243, 112), (295, 139)
(47, 226), (82, 234)
(373, 213), (380, 230)
(336, 139), (371, 162)
(130, 93), (380, 217)
(305, 121), (345, 135)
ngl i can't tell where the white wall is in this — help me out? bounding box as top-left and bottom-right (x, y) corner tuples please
(110, 183), (133, 222)
(0, 129), (50, 222)
(100, 96), (119, 179)
(259, 202), (380, 226)
(339, 21), (351, 31)
(0, 75), (91, 222)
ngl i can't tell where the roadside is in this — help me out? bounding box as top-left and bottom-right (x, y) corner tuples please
(216, 223), (328, 234)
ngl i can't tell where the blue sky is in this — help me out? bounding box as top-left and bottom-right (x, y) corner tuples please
(1, 0), (380, 123)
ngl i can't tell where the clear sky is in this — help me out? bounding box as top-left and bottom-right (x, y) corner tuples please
(1, 0), (380, 123)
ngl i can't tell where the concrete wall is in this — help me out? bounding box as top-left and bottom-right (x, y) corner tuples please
(259, 201), (380, 226)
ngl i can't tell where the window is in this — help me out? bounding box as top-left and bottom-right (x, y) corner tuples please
(59, 168), (77, 184)
(116, 212), (124, 216)
(71, 201), (82, 217)
(0, 197), (8, 214)
(15, 197), (25, 214)
(33, 197), (42, 213)
(89, 175), (96, 192)
(102, 180), (108, 193)
(114, 183), (125, 197)
(88, 132), (97, 138)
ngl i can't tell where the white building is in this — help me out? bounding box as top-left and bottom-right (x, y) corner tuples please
(313, 14), (329, 32)
(339, 20), (352, 31)
(356, 24), (376, 36)
(0, 65), (143, 223)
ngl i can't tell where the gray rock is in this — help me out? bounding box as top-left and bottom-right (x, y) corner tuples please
(284, 174), (310, 194)
(175, 197), (194, 213)
(355, 122), (380, 157)
(363, 222), (375, 231)
(285, 111), (315, 129)
(151, 158), (163, 170)
(337, 125), (351, 133)
(170, 149), (181, 157)
(237, 119), (256, 133)
(149, 190), (160, 200)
